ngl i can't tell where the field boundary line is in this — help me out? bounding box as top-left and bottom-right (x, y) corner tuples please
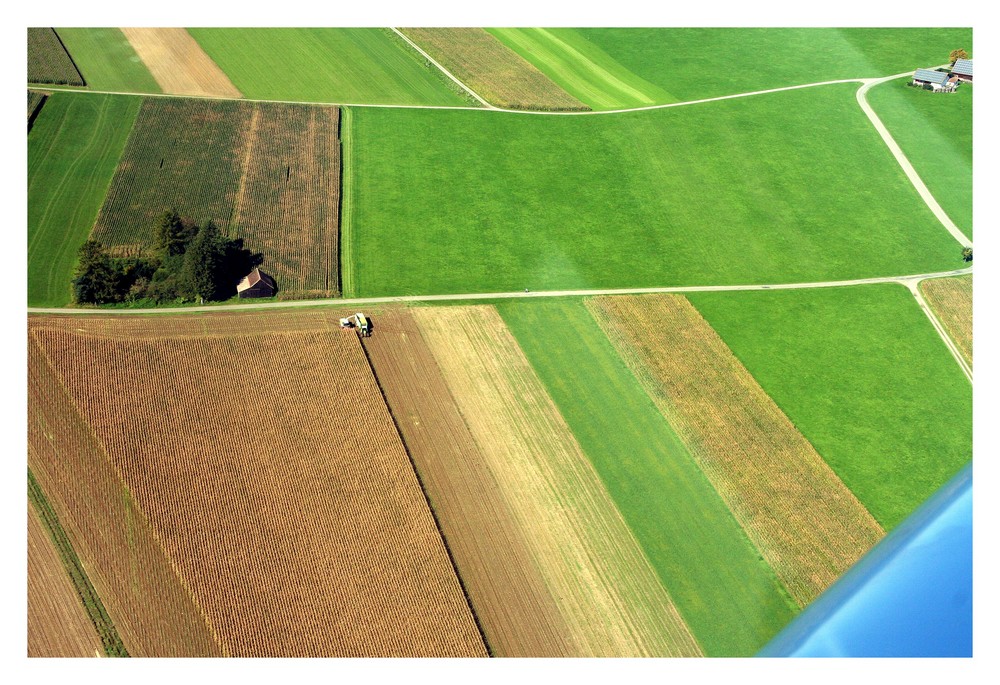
(389, 28), (495, 108)
(33, 75), (872, 117)
(28, 267), (973, 316)
(856, 70), (972, 248)
(904, 278), (973, 383)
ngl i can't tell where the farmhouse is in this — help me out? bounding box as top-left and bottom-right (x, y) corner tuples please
(912, 69), (954, 91)
(236, 268), (276, 298)
(950, 58), (973, 82)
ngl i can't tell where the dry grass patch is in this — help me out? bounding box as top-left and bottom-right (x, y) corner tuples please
(363, 309), (573, 657)
(401, 28), (589, 111)
(413, 305), (701, 657)
(27, 501), (104, 658)
(588, 294), (885, 606)
(920, 275), (972, 367)
(28, 312), (486, 657)
(122, 28), (241, 98)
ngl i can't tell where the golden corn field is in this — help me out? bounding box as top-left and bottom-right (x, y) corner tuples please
(587, 294), (886, 606)
(413, 305), (703, 657)
(91, 98), (340, 297)
(27, 312), (486, 657)
(920, 275), (972, 367)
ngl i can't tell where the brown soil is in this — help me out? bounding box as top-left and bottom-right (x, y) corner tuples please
(588, 294), (885, 606)
(28, 311), (486, 657)
(27, 502), (104, 658)
(362, 308), (574, 657)
(413, 305), (703, 657)
(121, 28), (241, 98)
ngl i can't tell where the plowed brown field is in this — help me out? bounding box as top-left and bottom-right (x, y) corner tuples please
(27, 501), (103, 658)
(28, 311), (486, 657)
(412, 305), (702, 657)
(401, 28), (588, 111)
(588, 295), (885, 606)
(122, 28), (241, 98)
(920, 275), (972, 367)
(362, 308), (574, 657)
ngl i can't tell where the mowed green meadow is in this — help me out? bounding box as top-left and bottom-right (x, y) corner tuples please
(688, 284), (972, 530)
(498, 299), (796, 656)
(491, 28), (973, 108)
(55, 28), (161, 94)
(188, 28), (469, 106)
(867, 78), (972, 237)
(28, 93), (140, 307)
(349, 84), (961, 297)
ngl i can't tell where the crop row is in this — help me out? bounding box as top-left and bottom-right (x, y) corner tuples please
(28, 28), (85, 86)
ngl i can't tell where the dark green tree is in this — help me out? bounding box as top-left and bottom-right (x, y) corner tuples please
(72, 240), (120, 304)
(962, 247), (973, 262)
(181, 219), (226, 300)
(154, 208), (197, 257)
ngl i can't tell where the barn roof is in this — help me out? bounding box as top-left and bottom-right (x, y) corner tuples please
(237, 267), (275, 292)
(951, 59), (973, 77)
(914, 69), (949, 84)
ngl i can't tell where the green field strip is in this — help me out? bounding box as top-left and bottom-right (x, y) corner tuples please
(55, 28), (162, 94)
(487, 28), (675, 110)
(571, 28), (972, 103)
(867, 78), (972, 237)
(187, 28), (469, 106)
(28, 469), (129, 657)
(351, 84), (960, 298)
(498, 299), (797, 656)
(28, 92), (141, 307)
(340, 107), (356, 298)
(688, 284), (972, 531)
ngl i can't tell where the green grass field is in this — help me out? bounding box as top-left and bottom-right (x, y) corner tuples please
(28, 93), (141, 307)
(187, 28), (470, 106)
(498, 299), (796, 657)
(55, 28), (161, 94)
(688, 285), (972, 530)
(349, 84), (961, 297)
(491, 28), (972, 108)
(867, 78), (972, 237)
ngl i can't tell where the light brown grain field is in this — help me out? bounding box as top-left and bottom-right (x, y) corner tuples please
(362, 308), (574, 657)
(412, 305), (702, 657)
(121, 28), (241, 98)
(27, 501), (103, 658)
(28, 312), (486, 657)
(401, 28), (589, 111)
(588, 295), (885, 606)
(920, 275), (972, 367)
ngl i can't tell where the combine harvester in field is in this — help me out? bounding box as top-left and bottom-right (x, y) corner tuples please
(340, 312), (372, 337)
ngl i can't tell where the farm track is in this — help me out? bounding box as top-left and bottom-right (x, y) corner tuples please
(29, 313), (488, 657)
(919, 276), (972, 368)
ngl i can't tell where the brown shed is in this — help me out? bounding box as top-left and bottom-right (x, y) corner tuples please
(236, 268), (276, 299)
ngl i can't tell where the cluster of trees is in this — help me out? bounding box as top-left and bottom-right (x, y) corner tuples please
(73, 210), (262, 305)
(949, 49), (969, 65)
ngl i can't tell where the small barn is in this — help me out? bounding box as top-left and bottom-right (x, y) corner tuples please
(912, 69), (953, 91)
(950, 59), (973, 82)
(236, 268), (276, 299)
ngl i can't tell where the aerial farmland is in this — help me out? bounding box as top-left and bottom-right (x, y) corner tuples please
(26, 26), (973, 660)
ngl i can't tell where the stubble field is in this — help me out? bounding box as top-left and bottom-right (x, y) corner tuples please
(920, 275), (973, 366)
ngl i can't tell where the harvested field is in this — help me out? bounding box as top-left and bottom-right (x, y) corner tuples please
(27, 499), (103, 657)
(28, 28), (84, 86)
(92, 98), (340, 297)
(363, 309), (574, 657)
(27, 91), (47, 131)
(588, 294), (886, 607)
(412, 305), (702, 657)
(121, 28), (240, 98)
(28, 312), (486, 657)
(401, 28), (588, 110)
(921, 275), (973, 367)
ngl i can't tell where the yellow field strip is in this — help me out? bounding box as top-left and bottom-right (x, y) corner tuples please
(121, 28), (241, 98)
(588, 295), (885, 606)
(413, 305), (702, 657)
(919, 275), (972, 368)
